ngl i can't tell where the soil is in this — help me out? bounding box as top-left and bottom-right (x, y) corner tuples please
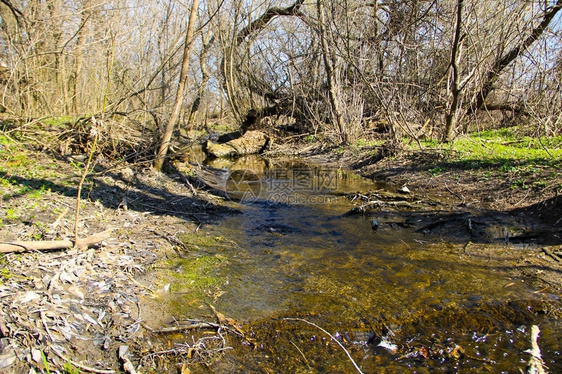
(0, 135), (560, 373)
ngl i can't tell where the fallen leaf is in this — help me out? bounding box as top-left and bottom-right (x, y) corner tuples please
(0, 349), (16, 369)
(67, 285), (84, 300)
(22, 291), (41, 303)
(450, 345), (465, 360)
(31, 348), (42, 363)
(83, 313), (98, 325)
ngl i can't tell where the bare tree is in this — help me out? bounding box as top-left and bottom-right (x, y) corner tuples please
(0, 0), (560, 148)
(468, 0), (562, 115)
(154, 0), (200, 172)
(443, 0), (465, 141)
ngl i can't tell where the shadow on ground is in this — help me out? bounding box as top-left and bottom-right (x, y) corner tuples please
(1, 162), (239, 227)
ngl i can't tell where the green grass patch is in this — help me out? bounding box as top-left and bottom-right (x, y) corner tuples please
(0, 135), (12, 146)
(207, 121), (238, 134)
(455, 132), (562, 163)
(42, 116), (78, 128)
(352, 138), (385, 151)
(415, 127), (561, 171)
(410, 127), (561, 195)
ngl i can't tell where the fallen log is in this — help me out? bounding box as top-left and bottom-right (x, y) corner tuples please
(206, 130), (269, 158)
(0, 228), (113, 253)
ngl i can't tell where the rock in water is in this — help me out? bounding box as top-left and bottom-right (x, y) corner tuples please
(398, 185), (410, 194)
(371, 218), (379, 230)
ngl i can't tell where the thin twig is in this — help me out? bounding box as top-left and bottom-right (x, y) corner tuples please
(284, 318), (364, 374)
(142, 322), (220, 334)
(290, 340), (311, 368)
(74, 116), (99, 247)
(542, 247), (561, 262)
(50, 346), (115, 374)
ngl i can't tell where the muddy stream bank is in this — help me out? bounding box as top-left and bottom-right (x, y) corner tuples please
(142, 155), (561, 373)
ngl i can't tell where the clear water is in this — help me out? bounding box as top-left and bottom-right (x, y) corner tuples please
(160, 156), (561, 373)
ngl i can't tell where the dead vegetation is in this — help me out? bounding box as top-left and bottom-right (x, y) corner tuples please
(0, 122), (243, 372)
(0, 117), (561, 372)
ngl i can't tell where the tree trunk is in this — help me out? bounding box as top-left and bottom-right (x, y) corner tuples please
(72, 0), (91, 114)
(154, 0), (200, 172)
(235, 0), (304, 46)
(187, 31), (214, 131)
(444, 0), (464, 142)
(317, 0), (346, 144)
(468, 0), (562, 114)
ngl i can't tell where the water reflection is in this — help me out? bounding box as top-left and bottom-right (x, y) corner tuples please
(203, 155), (383, 205)
(169, 154), (560, 373)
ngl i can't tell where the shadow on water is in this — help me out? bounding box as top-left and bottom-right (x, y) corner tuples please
(163, 155), (561, 373)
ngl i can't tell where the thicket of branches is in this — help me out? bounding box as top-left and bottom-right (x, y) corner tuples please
(1, 0), (561, 155)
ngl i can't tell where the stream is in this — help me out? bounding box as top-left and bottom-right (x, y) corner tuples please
(159, 155), (561, 373)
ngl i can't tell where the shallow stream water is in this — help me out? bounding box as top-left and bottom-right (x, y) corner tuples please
(163, 155), (560, 373)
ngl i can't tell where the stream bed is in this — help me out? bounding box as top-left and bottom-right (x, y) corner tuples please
(155, 156), (561, 373)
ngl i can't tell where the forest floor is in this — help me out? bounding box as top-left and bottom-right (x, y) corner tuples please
(0, 128), (561, 372)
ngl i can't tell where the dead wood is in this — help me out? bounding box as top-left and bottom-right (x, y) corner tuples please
(0, 228), (113, 253)
(206, 130), (269, 158)
(236, 0), (305, 45)
(142, 321), (220, 334)
(542, 247), (562, 262)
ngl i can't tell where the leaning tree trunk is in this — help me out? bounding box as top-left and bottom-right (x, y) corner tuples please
(444, 0), (464, 142)
(219, 0), (305, 128)
(468, 0), (562, 114)
(154, 0), (200, 172)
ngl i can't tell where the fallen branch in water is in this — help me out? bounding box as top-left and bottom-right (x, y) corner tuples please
(0, 228), (113, 253)
(142, 321), (220, 334)
(542, 247), (561, 262)
(285, 318), (364, 374)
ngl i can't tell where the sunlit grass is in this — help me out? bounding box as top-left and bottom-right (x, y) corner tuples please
(414, 127), (561, 169)
(454, 129), (562, 163)
(41, 116), (78, 127)
(397, 127), (561, 193)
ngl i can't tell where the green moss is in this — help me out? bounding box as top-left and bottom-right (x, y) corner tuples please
(177, 232), (236, 251)
(154, 233), (232, 302)
(165, 255), (225, 294)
